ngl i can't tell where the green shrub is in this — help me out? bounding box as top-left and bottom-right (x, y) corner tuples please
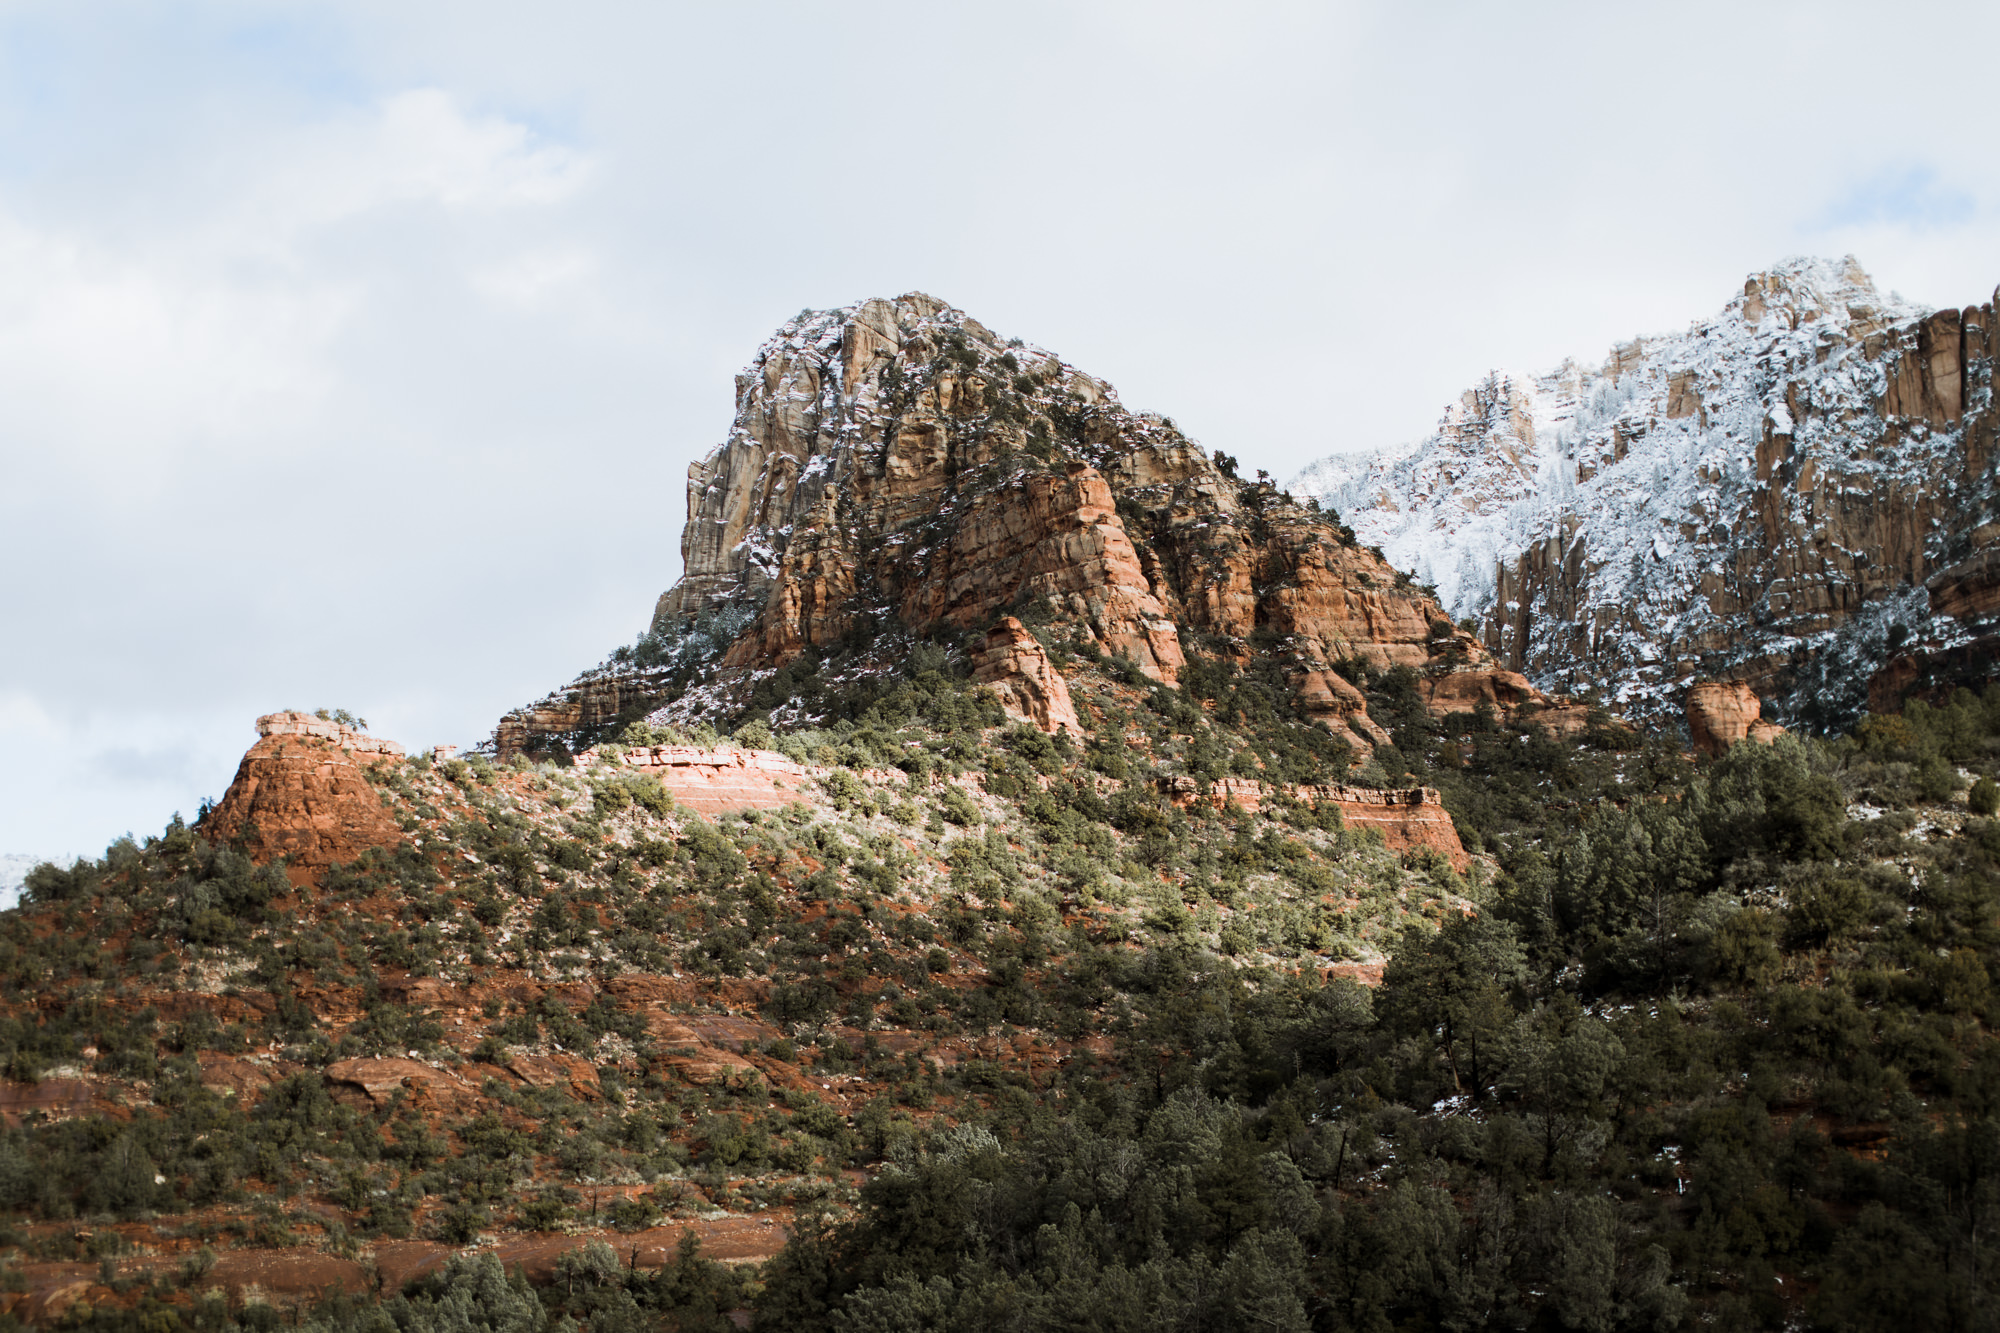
(1915, 752), (1961, 803)
(1707, 908), (1781, 987)
(1972, 775), (2000, 816)
(610, 1194), (662, 1231)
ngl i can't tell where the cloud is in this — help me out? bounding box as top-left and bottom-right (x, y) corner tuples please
(0, 693), (237, 859)
(0, 86), (597, 498)
(1812, 164), (1978, 233)
(0, 80), (627, 855)
(242, 88), (592, 234)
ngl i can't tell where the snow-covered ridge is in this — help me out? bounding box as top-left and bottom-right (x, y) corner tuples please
(1291, 255), (1994, 723)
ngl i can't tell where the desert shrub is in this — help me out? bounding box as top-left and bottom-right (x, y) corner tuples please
(938, 787), (980, 827)
(1972, 775), (2000, 816)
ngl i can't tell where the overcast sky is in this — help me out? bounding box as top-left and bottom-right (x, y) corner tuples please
(4, 0), (1999, 860)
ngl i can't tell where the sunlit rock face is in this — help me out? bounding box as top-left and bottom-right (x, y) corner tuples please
(201, 713), (407, 882)
(500, 293), (1550, 758)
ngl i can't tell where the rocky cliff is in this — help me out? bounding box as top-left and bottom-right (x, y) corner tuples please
(500, 294), (1552, 759)
(1292, 256), (2000, 730)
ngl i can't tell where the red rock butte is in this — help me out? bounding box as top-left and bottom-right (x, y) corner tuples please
(199, 712), (407, 882)
(498, 292), (1573, 761)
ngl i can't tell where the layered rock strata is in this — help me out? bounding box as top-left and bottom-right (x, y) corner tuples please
(494, 667), (673, 762)
(502, 294), (1554, 756)
(592, 745), (813, 816)
(201, 713), (407, 881)
(1159, 777), (1469, 870)
(969, 616), (1082, 734)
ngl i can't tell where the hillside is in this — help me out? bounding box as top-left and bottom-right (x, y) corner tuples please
(6, 290), (2000, 1332)
(1292, 257), (2000, 732)
(0, 655), (1619, 1328)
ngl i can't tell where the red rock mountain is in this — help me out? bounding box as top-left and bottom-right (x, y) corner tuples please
(498, 294), (1569, 758)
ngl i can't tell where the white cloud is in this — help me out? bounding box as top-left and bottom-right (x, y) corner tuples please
(240, 88), (592, 235)
(470, 246), (596, 308)
(0, 85), (599, 501)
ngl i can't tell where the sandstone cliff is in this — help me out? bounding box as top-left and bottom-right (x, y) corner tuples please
(969, 616), (1081, 735)
(1293, 257), (2000, 731)
(500, 294), (1549, 759)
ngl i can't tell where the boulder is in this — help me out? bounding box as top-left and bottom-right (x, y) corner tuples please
(1687, 682), (1783, 756)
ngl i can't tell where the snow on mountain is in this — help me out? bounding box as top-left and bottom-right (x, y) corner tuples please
(1290, 256), (1997, 725)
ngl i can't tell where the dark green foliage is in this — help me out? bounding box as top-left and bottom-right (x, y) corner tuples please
(19, 620), (2000, 1329)
(1973, 774), (2000, 816)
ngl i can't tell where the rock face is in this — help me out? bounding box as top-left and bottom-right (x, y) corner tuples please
(593, 745), (814, 816)
(494, 672), (657, 762)
(1293, 257), (2000, 730)
(502, 293), (1552, 757)
(1868, 545), (2000, 712)
(200, 713), (406, 880)
(969, 617), (1081, 734)
(1686, 682), (1785, 756)
(324, 1058), (478, 1113)
(1159, 778), (1470, 870)
(1319, 785), (1470, 870)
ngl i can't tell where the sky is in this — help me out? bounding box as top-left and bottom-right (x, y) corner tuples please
(4, 0), (2000, 861)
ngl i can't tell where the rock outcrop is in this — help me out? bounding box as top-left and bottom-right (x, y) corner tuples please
(591, 745), (814, 816)
(494, 667), (672, 762)
(1686, 682), (1785, 756)
(1159, 777), (1470, 870)
(200, 713), (407, 881)
(501, 293), (1553, 758)
(1294, 257), (2000, 731)
(969, 617), (1082, 734)
(1319, 785), (1470, 870)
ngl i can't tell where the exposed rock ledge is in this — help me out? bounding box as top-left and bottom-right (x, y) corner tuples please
(586, 744), (812, 816)
(969, 616), (1081, 735)
(1159, 777), (1469, 870)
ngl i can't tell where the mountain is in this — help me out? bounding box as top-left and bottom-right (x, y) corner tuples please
(9, 286), (2000, 1329)
(1290, 256), (2000, 730)
(495, 293), (1590, 766)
